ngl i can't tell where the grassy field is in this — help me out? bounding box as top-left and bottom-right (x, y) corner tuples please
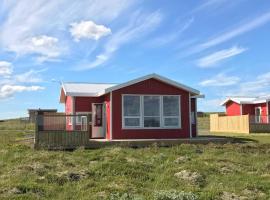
(0, 118), (270, 199)
(0, 119), (34, 130)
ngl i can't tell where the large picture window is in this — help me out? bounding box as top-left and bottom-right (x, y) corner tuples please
(122, 95), (181, 129)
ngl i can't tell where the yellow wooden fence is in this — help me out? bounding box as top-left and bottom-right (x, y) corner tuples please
(210, 114), (250, 134)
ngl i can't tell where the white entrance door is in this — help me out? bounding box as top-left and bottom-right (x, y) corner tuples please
(255, 107), (261, 123)
(91, 103), (105, 138)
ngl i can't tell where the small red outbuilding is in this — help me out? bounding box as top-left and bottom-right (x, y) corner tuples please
(221, 96), (270, 123)
(59, 74), (203, 140)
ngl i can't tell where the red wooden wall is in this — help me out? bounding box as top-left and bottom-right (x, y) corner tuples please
(226, 101), (241, 116)
(111, 78), (192, 139)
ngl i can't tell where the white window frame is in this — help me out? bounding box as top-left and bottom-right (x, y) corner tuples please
(75, 112), (92, 125)
(122, 94), (181, 129)
(162, 95), (181, 128)
(254, 106), (262, 123)
(143, 95), (162, 128)
(122, 95), (142, 128)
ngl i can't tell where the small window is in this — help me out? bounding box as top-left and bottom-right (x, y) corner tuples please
(76, 112), (91, 125)
(143, 96), (161, 127)
(163, 96), (180, 127)
(123, 95), (141, 127)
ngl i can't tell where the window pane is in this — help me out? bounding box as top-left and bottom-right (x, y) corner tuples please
(163, 96), (179, 116)
(124, 96), (140, 116)
(144, 117), (160, 127)
(76, 116), (82, 124)
(144, 96), (160, 116)
(164, 118), (179, 126)
(124, 118), (140, 127)
(191, 112), (195, 124)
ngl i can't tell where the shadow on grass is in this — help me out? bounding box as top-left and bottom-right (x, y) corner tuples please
(198, 135), (258, 144)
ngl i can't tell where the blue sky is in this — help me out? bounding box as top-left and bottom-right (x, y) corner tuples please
(1, 0), (270, 119)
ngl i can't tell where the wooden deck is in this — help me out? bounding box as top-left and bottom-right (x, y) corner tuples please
(35, 133), (233, 150)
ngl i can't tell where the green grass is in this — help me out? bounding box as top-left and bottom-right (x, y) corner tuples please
(0, 119), (34, 130)
(0, 118), (269, 199)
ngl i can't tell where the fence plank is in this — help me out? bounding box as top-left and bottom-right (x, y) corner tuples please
(35, 131), (89, 149)
(210, 114), (250, 133)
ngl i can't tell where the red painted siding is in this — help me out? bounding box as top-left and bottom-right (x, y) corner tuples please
(229, 102), (269, 123)
(242, 104), (255, 115)
(268, 102), (270, 116)
(226, 101), (241, 116)
(65, 96), (73, 130)
(75, 97), (104, 112)
(191, 98), (197, 137)
(111, 78), (191, 139)
(256, 103), (268, 123)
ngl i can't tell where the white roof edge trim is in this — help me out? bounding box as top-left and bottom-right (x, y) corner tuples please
(221, 97), (269, 106)
(191, 94), (205, 98)
(105, 73), (200, 95)
(59, 85), (66, 103)
(220, 98), (231, 106)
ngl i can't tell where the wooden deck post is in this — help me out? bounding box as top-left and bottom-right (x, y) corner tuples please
(87, 114), (91, 139)
(34, 113), (40, 149)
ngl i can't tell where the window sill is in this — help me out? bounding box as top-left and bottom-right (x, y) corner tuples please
(122, 127), (182, 130)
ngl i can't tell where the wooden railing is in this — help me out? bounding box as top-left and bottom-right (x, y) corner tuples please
(35, 114), (91, 149)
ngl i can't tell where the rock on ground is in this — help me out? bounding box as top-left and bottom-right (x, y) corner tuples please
(174, 170), (203, 184)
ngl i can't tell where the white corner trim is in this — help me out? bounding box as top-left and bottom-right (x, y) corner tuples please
(110, 92), (113, 140)
(240, 104), (243, 115)
(189, 93), (192, 138)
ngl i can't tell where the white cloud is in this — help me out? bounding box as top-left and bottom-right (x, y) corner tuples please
(0, 0), (135, 61)
(0, 61), (13, 77)
(31, 35), (58, 47)
(228, 72), (270, 96)
(0, 85), (44, 99)
(15, 69), (45, 83)
(199, 73), (240, 86)
(146, 18), (194, 47)
(5, 35), (61, 63)
(198, 98), (225, 112)
(187, 11), (270, 55)
(197, 46), (247, 68)
(201, 11), (270, 49)
(76, 10), (163, 70)
(70, 20), (111, 41)
(191, 0), (227, 14)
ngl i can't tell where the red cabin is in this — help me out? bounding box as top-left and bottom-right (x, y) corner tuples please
(221, 96), (270, 123)
(59, 74), (203, 140)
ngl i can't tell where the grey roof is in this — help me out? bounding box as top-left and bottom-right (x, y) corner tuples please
(60, 73), (202, 103)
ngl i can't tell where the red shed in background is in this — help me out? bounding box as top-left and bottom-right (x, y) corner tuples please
(60, 74), (203, 140)
(221, 96), (270, 123)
